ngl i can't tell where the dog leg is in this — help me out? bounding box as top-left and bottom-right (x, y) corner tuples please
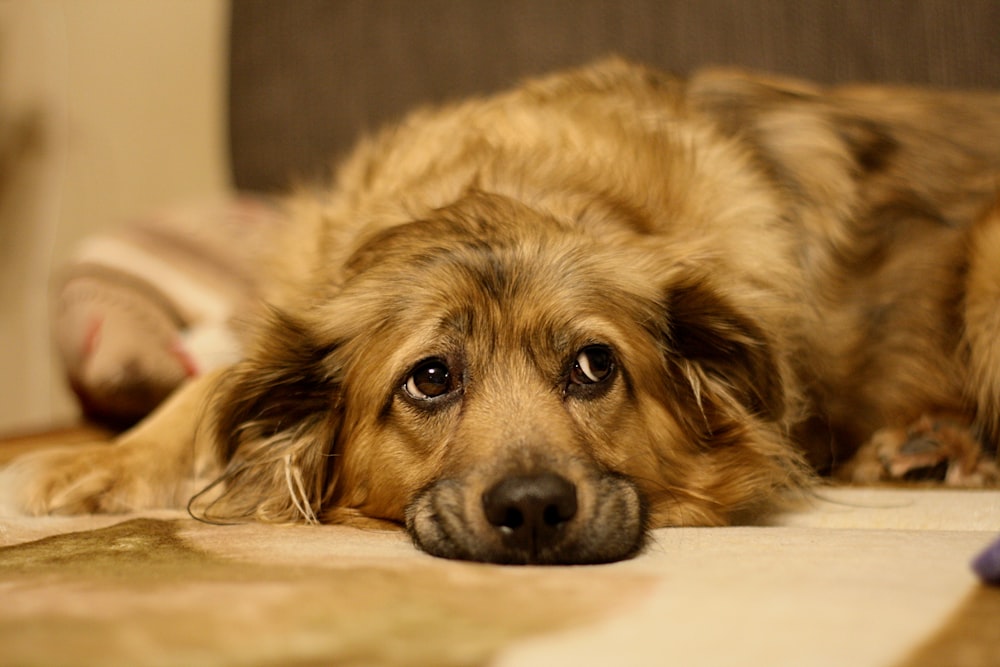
(0, 371), (224, 516)
(843, 413), (998, 486)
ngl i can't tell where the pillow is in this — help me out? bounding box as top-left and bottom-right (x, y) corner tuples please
(54, 196), (281, 425)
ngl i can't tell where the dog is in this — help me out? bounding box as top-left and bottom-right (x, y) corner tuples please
(3, 58), (1000, 564)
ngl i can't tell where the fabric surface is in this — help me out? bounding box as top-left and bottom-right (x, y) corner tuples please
(52, 196), (280, 425)
(2, 435), (998, 667)
(229, 0), (1000, 192)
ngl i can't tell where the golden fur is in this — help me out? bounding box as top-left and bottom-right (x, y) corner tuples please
(3, 59), (1000, 564)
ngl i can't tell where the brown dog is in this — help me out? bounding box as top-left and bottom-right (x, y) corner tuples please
(3, 59), (999, 564)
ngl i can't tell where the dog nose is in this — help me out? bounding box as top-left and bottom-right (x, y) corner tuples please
(482, 473), (577, 553)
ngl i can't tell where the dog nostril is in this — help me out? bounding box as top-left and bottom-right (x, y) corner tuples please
(482, 473), (577, 549)
(501, 507), (525, 530)
(542, 504), (566, 526)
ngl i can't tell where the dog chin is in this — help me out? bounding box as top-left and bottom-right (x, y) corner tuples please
(404, 472), (647, 565)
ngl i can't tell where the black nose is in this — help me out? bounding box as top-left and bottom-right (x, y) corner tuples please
(482, 473), (577, 554)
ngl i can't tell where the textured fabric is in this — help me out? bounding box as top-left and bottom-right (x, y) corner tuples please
(52, 197), (280, 424)
(2, 484), (999, 666)
(229, 0), (1000, 191)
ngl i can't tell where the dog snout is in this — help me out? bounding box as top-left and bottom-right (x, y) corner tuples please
(406, 465), (645, 564)
(481, 472), (577, 552)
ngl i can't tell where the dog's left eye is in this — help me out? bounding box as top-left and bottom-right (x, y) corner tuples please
(404, 359), (455, 400)
(570, 345), (615, 385)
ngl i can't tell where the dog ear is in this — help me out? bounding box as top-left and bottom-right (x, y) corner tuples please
(662, 279), (785, 427)
(195, 309), (342, 524)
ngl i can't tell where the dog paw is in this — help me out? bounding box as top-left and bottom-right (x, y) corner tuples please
(844, 414), (998, 487)
(0, 443), (158, 516)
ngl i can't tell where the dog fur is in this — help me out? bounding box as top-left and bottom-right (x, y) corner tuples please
(3, 59), (1000, 564)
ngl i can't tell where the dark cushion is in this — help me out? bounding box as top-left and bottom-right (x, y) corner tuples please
(229, 0), (1000, 192)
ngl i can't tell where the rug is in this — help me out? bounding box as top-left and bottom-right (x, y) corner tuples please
(1, 435), (998, 666)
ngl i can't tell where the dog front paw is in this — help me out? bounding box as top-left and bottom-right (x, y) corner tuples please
(844, 414), (998, 487)
(0, 443), (156, 516)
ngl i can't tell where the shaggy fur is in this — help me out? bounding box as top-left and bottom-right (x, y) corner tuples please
(3, 59), (1000, 564)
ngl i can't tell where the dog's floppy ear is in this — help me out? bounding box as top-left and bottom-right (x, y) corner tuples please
(662, 278), (785, 428)
(195, 309), (342, 523)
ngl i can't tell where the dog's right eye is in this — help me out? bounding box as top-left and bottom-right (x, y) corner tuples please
(404, 359), (455, 400)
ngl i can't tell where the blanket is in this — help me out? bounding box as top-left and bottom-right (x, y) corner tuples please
(52, 198), (278, 425)
(2, 430), (998, 667)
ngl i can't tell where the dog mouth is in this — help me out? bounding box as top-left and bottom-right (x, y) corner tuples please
(404, 468), (646, 565)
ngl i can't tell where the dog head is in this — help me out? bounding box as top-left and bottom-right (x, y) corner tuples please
(203, 191), (808, 564)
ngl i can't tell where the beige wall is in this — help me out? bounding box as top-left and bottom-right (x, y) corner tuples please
(0, 0), (231, 433)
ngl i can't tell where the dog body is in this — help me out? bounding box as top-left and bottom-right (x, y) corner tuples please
(4, 59), (1000, 563)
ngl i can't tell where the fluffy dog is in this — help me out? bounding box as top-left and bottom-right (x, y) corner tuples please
(3, 59), (1000, 564)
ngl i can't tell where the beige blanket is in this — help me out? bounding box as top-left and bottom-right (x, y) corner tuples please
(2, 479), (998, 666)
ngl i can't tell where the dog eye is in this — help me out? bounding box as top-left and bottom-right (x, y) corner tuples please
(570, 345), (615, 385)
(404, 359), (455, 400)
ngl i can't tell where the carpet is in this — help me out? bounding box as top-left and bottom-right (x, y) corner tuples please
(1, 433), (998, 666)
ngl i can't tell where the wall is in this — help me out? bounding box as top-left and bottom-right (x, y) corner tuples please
(0, 0), (231, 433)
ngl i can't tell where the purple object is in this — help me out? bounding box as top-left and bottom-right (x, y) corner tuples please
(971, 535), (1000, 585)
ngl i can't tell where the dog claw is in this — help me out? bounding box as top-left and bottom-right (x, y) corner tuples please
(844, 414), (998, 487)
